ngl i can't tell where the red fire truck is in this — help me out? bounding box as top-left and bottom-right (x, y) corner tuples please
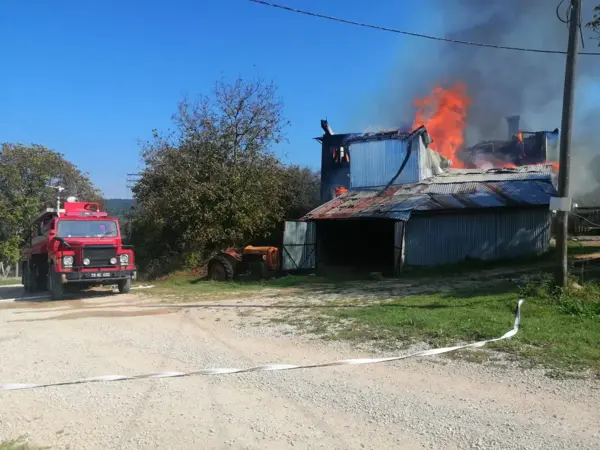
(21, 198), (136, 300)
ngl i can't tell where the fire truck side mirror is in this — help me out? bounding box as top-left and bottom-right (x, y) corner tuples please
(54, 237), (71, 249)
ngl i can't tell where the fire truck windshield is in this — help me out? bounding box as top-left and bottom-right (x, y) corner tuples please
(57, 220), (119, 238)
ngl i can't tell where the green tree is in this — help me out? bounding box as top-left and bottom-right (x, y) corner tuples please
(0, 144), (102, 270)
(131, 77), (291, 274)
(586, 5), (600, 42)
(279, 165), (320, 220)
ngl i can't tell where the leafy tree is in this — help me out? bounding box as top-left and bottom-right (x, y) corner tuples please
(279, 165), (320, 220)
(0, 144), (102, 269)
(586, 5), (600, 42)
(131, 77), (292, 273)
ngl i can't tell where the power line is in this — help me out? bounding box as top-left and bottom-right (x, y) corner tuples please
(249, 0), (600, 56)
(570, 211), (600, 228)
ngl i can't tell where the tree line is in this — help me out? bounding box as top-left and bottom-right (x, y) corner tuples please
(0, 77), (320, 278)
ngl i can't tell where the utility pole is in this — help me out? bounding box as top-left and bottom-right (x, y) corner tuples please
(555, 0), (581, 288)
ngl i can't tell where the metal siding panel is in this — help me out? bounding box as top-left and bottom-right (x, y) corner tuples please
(405, 214), (497, 266)
(495, 209), (551, 258)
(282, 221), (317, 270)
(405, 209), (551, 266)
(349, 139), (419, 188)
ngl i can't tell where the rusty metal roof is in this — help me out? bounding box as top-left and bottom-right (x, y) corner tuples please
(303, 166), (557, 221)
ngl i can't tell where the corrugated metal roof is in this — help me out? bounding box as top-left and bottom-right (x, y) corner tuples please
(303, 167), (557, 221)
(343, 125), (432, 145)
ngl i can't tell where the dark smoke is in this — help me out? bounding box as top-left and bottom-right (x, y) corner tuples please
(361, 0), (600, 203)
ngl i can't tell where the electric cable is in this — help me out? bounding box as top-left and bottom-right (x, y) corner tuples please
(249, 0), (600, 56)
(569, 211), (600, 228)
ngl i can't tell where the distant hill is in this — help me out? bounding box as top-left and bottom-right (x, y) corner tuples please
(104, 198), (135, 219)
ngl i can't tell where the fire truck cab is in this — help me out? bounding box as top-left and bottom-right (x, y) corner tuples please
(21, 199), (136, 300)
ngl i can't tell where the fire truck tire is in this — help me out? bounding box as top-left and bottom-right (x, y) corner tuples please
(117, 279), (131, 294)
(48, 267), (64, 301)
(208, 255), (234, 282)
(23, 263), (37, 292)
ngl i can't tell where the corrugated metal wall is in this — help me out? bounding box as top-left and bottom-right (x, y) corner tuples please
(404, 209), (551, 266)
(282, 221), (317, 270)
(349, 137), (421, 188)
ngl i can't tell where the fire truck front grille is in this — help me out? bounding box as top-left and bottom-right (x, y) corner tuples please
(82, 246), (117, 267)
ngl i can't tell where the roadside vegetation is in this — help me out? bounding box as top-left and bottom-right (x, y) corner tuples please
(139, 246), (600, 375)
(144, 272), (351, 300)
(268, 276), (600, 375)
(0, 437), (45, 450)
(0, 76), (321, 283)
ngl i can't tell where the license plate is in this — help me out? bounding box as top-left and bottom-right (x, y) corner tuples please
(90, 272), (112, 278)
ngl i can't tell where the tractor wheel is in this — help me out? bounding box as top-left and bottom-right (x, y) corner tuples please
(48, 267), (64, 301)
(208, 255), (234, 282)
(117, 278), (132, 294)
(247, 260), (267, 281)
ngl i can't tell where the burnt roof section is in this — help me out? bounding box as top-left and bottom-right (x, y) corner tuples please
(315, 125), (432, 146)
(302, 165), (557, 222)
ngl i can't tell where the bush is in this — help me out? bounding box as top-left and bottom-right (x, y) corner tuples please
(520, 275), (600, 318)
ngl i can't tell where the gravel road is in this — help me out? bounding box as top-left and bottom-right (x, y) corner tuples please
(0, 286), (598, 450)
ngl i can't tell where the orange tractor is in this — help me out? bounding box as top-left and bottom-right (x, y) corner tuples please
(207, 246), (280, 281)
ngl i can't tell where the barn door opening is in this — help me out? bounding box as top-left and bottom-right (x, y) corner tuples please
(282, 221), (317, 270)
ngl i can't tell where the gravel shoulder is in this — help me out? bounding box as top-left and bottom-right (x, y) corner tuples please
(0, 288), (599, 450)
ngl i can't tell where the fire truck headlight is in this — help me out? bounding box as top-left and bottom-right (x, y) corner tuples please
(63, 256), (74, 267)
(83, 258), (91, 266)
(119, 254), (130, 266)
(110, 257), (117, 265)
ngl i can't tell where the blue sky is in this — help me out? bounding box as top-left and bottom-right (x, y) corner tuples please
(4, 1), (595, 199)
(1, 0), (429, 198)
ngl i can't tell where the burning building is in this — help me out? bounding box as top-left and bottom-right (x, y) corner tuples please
(316, 120), (351, 204)
(283, 124), (557, 275)
(458, 116), (560, 169)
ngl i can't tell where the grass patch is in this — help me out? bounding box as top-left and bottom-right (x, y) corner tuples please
(0, 278), (21, 286)
(280, 279), (600, 373)
(142, 273), (350, 299)
(0, 437), (46, 450)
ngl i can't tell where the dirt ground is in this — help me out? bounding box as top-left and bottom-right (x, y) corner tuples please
(0, 284), (599, 450)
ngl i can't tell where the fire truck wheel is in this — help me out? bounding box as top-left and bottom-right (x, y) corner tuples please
(23, 263), (37, 292)
(48, 267), (64, 301)
(117, 279), (131, 294)
(22, 265), (30, 292)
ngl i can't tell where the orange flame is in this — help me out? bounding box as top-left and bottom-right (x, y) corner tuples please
(412, 83), (471, 168)
(334, 186), (348, 197)
(550, 161), (559, 172)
